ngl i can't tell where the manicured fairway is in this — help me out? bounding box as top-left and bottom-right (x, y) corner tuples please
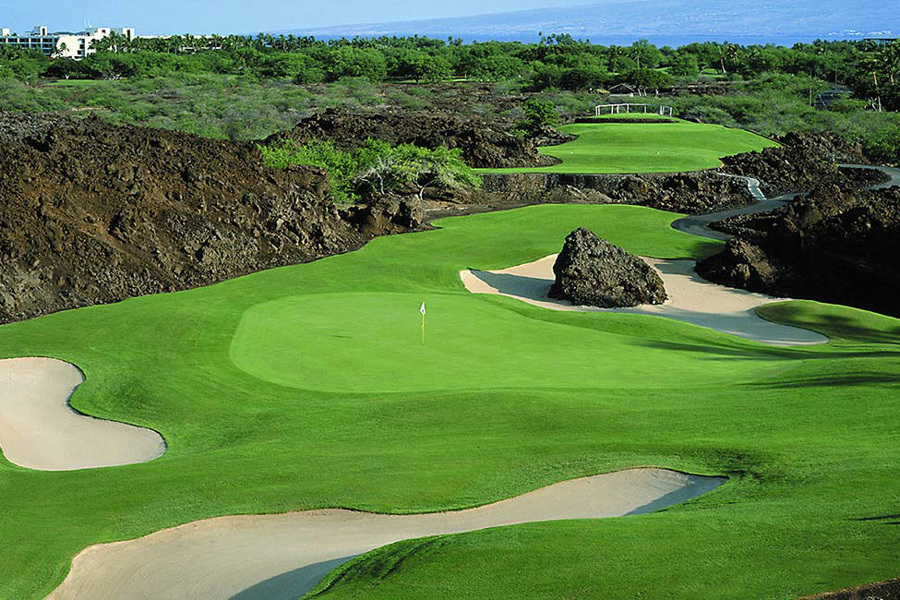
(481, 120), (778, 174)
(0, 204), (898, 599)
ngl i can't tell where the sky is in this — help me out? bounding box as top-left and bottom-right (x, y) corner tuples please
(0, 0), (585, 35)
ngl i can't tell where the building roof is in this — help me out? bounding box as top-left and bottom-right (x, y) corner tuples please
(608, 83), (638, 93)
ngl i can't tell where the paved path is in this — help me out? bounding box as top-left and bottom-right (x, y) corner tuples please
(671, 165), (900, 240)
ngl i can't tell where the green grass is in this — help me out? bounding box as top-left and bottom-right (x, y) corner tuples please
(481, 120), (778, 174)
(0, 204), (898, 600)
(43, 79), (107, 87)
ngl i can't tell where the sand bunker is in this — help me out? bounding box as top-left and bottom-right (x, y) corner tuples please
(48, 468), (724, 600)
(0, 357), (165, 471)
(461, 254), (827, 346)
(460, 173), (831, 346)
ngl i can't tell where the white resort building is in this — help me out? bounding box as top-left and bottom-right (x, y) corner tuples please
(0, 25), (135, 59)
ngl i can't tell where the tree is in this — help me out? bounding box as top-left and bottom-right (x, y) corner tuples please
(260, 139), (481, 204)
(389, 50), (450, 82)
(324, 46), (387, 82)
(292, 54), (325, 84)
(670, 53), (700, 77)
(629, 39), (662, 69)
(259, 139), (364, 204)
(518, 98), (559, 135)
(607, 45), (637, 72)
(615, 68), (673, 95)
(877, 41), (900, 85)
(372, 144), (481, 200)
(722, 43), (741, 75)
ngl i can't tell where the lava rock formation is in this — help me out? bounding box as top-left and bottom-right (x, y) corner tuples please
(696, 184), (900, 317)
(549, 228), (667, 308)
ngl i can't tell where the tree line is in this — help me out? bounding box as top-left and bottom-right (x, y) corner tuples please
(1, 34), (898, 108)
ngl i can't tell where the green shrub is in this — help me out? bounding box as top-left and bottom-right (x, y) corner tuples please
(259, 138), (482, 204)
(518, 98), (559, 135)
(259, 139), (362, 204)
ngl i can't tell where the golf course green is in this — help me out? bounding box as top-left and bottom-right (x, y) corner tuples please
(1, 204), (898, 599)
(481, 119), (778, 174)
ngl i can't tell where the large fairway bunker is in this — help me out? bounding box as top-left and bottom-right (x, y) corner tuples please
(461, 254), (828, 346)
(48, 468), (725, 600)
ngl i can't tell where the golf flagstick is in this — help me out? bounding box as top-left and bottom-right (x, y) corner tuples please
(420, 301), (426, 344)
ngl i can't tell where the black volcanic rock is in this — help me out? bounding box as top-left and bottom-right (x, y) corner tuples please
(549, 228), (667, 307)
(696, 184), (900, 317)
(0, 112), (372, 325)
(266, 107), (572, 169)
(478, 170), (755, 215)
(719, 132), (869, 196)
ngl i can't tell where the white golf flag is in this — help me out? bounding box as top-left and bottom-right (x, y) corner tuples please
(420, 301), (426, 316)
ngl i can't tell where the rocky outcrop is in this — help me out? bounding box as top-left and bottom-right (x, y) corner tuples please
(549, 228), (667, 307)
(471, 170), (754, 215)
(797, 577), (900, 600)
(0, 113), (370, 324)
(340, 194), (425, 236)
(266, 107), (572, 169)
(719, 132), (870, 195)
(696, 184), (900, 317)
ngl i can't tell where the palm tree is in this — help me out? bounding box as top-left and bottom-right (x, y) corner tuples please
(877, 41), (899, 84)
(721, 43), (741, 75)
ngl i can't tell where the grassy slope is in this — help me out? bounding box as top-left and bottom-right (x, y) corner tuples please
(0, 205), (897, 599)
(481, 120), (778, 174)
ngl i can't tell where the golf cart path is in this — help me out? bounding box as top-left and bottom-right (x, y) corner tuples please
(672, 165), (900, 240)
(48, 468), (725, 600)
(0, 357), (165, 471)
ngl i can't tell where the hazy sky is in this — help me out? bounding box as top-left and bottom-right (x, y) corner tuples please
(0, 0), (585, 35)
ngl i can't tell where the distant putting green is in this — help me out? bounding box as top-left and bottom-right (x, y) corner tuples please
(481, 119), (778, 174)
(0, 204), (898, 600)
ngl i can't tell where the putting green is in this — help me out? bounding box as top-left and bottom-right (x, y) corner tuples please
(230, 292), (789, 394)
(481, 120), (778, 174)
(0, 204), (898, 600)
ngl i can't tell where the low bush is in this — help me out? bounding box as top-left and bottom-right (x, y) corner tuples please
(259, 138), (482, 204)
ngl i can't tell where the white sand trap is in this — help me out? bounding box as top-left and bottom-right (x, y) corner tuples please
(48, 468), (724, 600)
(0, 357), (165, 471)
(461, 254), (827, 346)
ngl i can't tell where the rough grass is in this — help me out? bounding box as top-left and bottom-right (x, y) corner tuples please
(481, 120), (778, 174)
(0, 205), (897, 600)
